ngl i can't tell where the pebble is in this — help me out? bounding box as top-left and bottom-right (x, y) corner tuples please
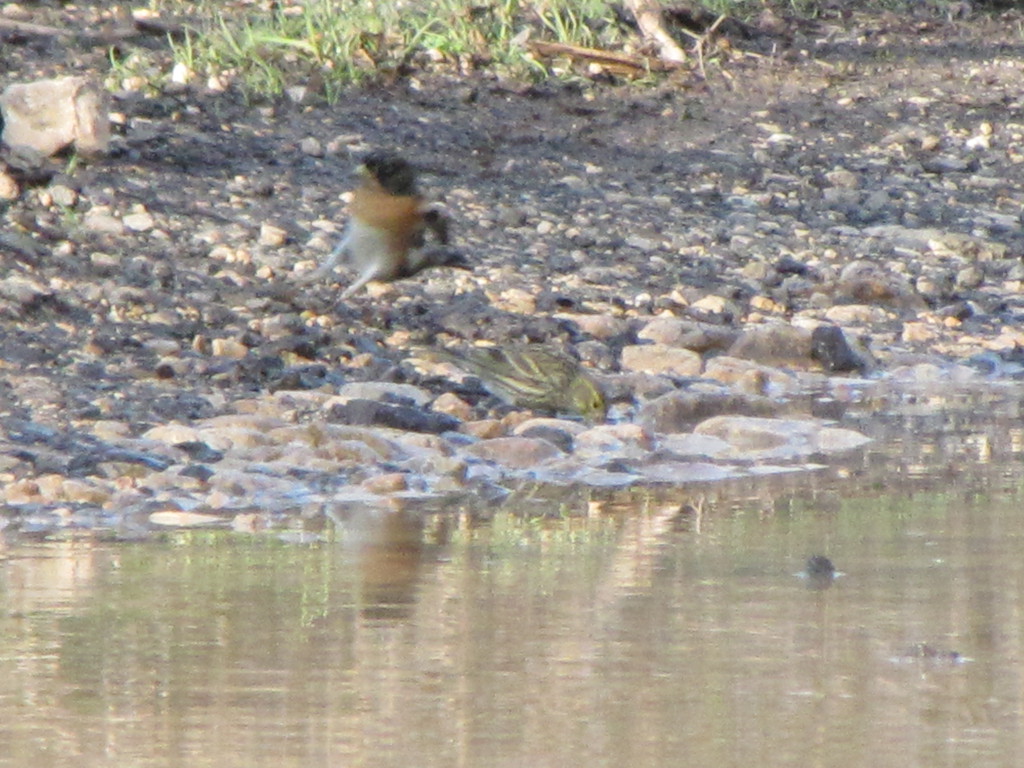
(621, 343), (703, 377)
(465, 436), (566, 469)
(123, 208), (155, 232)
(0, 170), (19, 199)
(638, 317), (739, 353)
(259, 222), (289, 247)
(83, 206), (125, 234)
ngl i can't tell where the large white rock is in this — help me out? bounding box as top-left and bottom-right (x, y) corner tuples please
(0, 75), (109, 157)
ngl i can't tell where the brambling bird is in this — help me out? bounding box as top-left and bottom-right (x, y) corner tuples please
(428, 344), (607, 423)
(304, 151), (468, 297)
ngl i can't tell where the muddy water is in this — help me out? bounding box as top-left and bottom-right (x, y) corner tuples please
(3, 403), (1024, 767)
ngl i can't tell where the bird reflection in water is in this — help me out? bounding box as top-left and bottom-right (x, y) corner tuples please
(327, 506), (429, 621)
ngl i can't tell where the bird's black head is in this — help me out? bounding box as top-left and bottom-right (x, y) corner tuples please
(361, 152), (417, 196)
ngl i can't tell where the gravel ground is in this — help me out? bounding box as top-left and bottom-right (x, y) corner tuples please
(1, 4), (1023, 530)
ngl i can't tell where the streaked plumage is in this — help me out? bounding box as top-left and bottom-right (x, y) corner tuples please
(431, 344), (607, 422)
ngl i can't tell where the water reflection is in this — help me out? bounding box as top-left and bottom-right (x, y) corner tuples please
(326, 507), (429, 620)
(3, 392), (1024, 766)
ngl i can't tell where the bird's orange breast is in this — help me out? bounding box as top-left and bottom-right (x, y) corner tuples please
(350, 183), (424, 253)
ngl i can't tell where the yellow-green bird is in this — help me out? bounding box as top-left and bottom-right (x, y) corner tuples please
(430, 344), (607, 423)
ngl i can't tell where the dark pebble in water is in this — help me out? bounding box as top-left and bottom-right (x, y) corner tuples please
(806, 555), (835, 577)
(800, 554), (838, 590)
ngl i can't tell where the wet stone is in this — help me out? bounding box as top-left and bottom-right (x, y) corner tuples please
(464, 436), (566, 469)
(639, 390), (780, 434)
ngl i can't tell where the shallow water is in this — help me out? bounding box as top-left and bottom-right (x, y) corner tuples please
(3, 451), (1024, 768)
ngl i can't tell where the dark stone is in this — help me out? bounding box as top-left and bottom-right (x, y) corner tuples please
(150, 393), (215, 420)
(935, 301), (973, 322)
(154, 362), (176, 379)
(268, 364), (337, 392)
(517, 425), (573, 453)
(326, 399), (461, 434)
(810, 324), (865, 373)
(180, 464), (215, 482)
(174, 441), (225, 462)
(774, 254), (812, 276)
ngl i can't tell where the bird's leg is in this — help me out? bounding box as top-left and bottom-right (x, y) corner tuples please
(300, 228), (351, 283)
(339, 262), (379, 299)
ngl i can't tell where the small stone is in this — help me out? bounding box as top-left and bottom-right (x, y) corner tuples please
(689, 294), (740, 322)
(575, 423), (654, 458)
(0, 275), (49, 305)
(0, 169), (19, 200)
(300, 137), (324, 157)
(334, 382), (433, 406)
(431, 392), (475, 421)
(122, 208), (155, 232)
(727, 325), (813, 367)
(561, 313), (629, 340)
(83, 206), (124, 234)
(703, 356), (797, 395)
(810, 324), (870, 373)
(259, 222), (288, 247)
(515, 424), (575, 452)
(171, 62), (193, 84)
(361, 473), (409, 494)
(144, 424), (202, 444)
(621, 343), (702, 377)
(823, 305), (893, 324)
(513, 417), (586, 446)
(464, 436), (564, 468)
(4, 478), (40, 504)
(48, 184), (77, 207)
(638, 317), (738, 353)
(955, 266), (984, 290)
(901, 322), (939, 343)
(825, 168), (859, 188)
(326, 399), (460, 434)
(492, 287), (536, 314)
(210, 338), (249, 359)
(461, 419), (505, 439)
